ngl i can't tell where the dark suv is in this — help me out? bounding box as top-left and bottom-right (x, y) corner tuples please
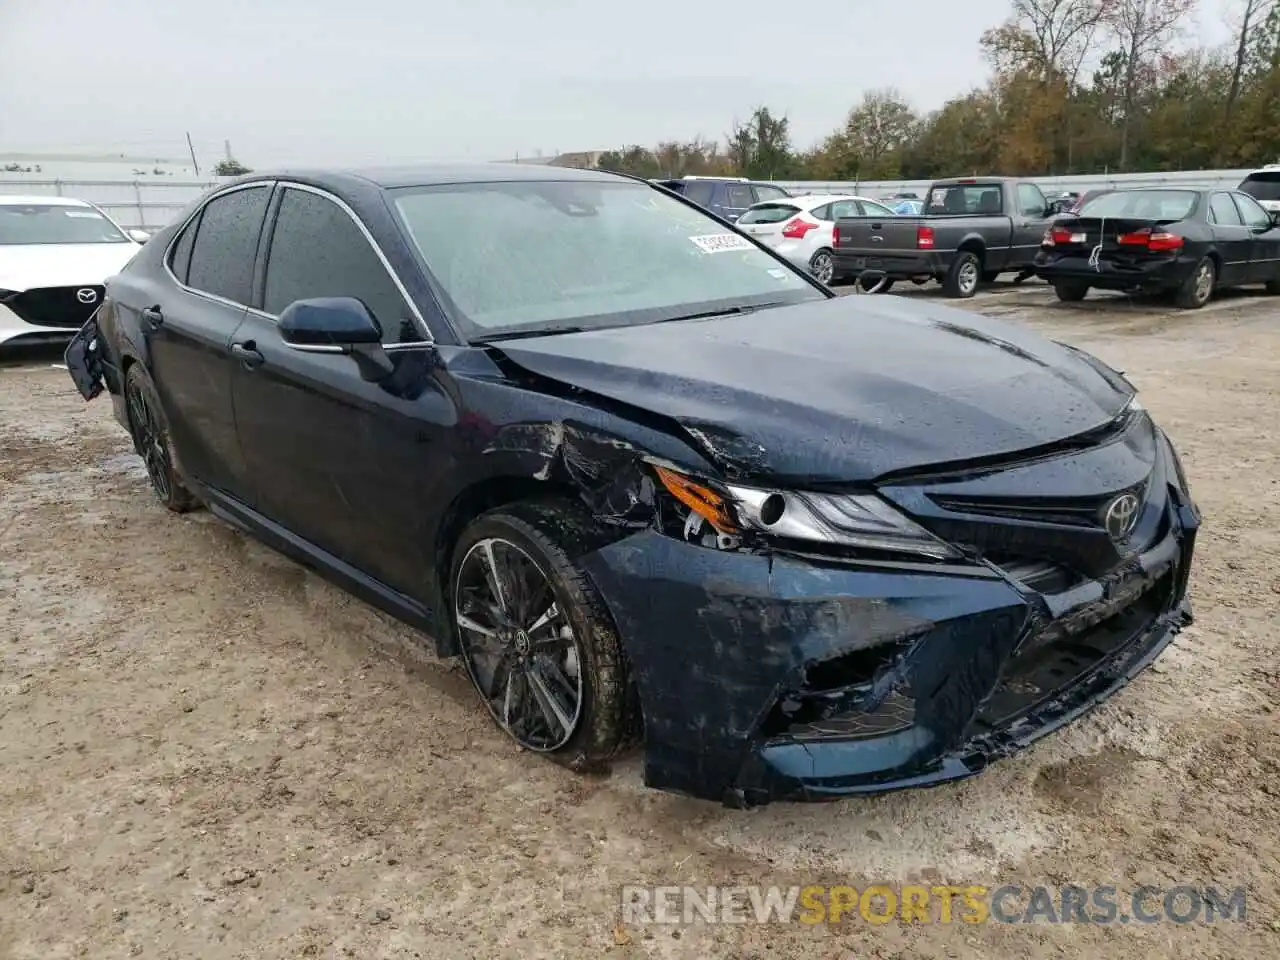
(654, 176), (791, 222)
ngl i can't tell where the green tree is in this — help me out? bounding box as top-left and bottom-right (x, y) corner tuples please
(213, 158), (252, 177)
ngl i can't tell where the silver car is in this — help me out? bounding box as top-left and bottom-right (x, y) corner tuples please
(736, 194), (898, 284)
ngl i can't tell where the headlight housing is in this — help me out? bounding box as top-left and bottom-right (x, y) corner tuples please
(652, 464), (959, 560)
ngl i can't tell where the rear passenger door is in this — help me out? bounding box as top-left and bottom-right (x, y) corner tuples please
(1207, 192), (1251, 285)
(229, 184), (448, 597)
(1231, 192), (1280, 284)
(138, 183), (271, 499)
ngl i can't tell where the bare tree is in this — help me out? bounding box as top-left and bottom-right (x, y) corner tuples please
(1019, 0), (1110, 79)
(1106, 0), (1195, 169)
(1227, 0), (1278, 120)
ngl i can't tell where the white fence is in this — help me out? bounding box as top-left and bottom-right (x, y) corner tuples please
(0, 167), (1258, 234)
(0, 178), (218, 232)
(774, 168), (1255, 198)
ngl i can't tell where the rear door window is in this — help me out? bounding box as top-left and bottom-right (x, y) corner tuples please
(1239, 171), (1280, 203)
(185, 186), (271, 304)
(680, 181), (714, 207)
(725, 183), (755, 210)
(738, 203), (800, 225)
(858, 200), (895, 217)
(1210, 193), (1244, 226)
(752, 184), (789, 202)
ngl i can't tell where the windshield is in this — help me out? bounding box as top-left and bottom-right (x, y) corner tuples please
(392, 180), (823, 339)
(1239, 172), (1280, 202)
(0, 203), (130, 245)
(1077, 189), (1198, 221)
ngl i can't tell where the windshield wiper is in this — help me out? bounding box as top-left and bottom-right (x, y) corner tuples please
(655, 301), (791, 324)
(472, 324), (589, 343)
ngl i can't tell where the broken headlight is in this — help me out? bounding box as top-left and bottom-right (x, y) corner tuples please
(652, 465), (960, 560)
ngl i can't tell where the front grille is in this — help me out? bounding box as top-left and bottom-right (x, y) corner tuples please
(4, 286), (104, 329)
(930, 481), (1147, 531)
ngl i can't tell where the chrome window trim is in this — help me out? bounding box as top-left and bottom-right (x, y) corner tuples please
(162, 179), (433, 345)
(162, 180), (277, 315)
(266, 182), (432, 344)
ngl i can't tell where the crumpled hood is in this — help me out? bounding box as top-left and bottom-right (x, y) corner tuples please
(0, 243), (140, 292)
(493, 295), (1132, 483)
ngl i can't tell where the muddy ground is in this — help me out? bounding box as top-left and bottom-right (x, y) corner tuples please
(1, 282), (1277, 959)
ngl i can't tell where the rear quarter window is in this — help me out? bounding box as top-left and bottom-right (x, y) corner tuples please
(681, 182), (714, 206)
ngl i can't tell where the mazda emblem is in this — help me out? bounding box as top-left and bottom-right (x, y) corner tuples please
(1103, 492), (1140, 540)
(76, 288), (98, 304)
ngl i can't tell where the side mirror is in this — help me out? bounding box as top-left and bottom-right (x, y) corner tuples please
(128, 229), (151, 244)
(279, 297), (393, 381)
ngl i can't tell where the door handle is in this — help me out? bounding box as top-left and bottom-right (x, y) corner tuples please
(230, 341), (265, 368)
(141, 305), (164, 330)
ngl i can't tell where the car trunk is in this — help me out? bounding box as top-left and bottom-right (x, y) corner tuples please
(1045, 217), (1184, 266)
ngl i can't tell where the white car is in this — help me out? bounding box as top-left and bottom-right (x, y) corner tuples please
(735, 193), (899, 285)
(1238, 163), (1280, 214)
(0, 196), (148, 348)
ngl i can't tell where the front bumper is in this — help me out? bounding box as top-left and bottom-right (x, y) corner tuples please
(580, 437), (1199, 807)
(1034, 252), (1193, 292)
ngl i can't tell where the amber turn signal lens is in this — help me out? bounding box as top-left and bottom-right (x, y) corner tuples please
(653, 466), (738, 533)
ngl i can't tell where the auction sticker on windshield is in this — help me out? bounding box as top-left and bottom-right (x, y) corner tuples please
(690, 233), (755, 254)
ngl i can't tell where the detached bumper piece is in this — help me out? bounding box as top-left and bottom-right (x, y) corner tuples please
(64, 316), (106, 401)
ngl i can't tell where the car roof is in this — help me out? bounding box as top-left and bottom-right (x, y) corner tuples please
(240, 163), (627, 190)
(0, 195), (93, 207)
(749, 193), (888, 209)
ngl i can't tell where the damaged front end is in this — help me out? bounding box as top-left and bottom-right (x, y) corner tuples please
(499, 400), (1198, 807)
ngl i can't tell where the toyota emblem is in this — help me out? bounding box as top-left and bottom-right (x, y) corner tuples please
(1103, 492), (1140, 540)
(76, 288), (98, 304)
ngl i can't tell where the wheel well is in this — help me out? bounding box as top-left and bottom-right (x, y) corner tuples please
(432, 475), (577, 653)
(957, 238), (986, 264)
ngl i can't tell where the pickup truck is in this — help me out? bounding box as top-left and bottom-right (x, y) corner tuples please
(830, 177), (1058, 297)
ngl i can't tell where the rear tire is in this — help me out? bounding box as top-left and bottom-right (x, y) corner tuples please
(943, 251), (981, 298)
(123, 364), (199, 513)
(449, 501), (639, 772)
(859, 275), (894, 293)
(808, 249), (835, 285)
(1265, 279), (1280, 295)
(1053, 280), (1090, 302)
(1174, 256), (1215, 309)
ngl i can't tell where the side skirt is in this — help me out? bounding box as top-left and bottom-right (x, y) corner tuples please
(192, 481), (440, 643)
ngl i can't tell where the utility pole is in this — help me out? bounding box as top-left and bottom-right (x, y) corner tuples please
(186, 132), (200, 176)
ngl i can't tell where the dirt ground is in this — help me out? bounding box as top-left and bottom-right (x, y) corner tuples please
(1, 282), (1277, 959)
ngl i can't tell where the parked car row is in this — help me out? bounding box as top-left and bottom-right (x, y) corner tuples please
(828, 173), (1280, 308)
(60, 163), (1201, 806)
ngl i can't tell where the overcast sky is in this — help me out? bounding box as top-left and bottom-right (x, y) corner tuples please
(0, 0), (1233, 167)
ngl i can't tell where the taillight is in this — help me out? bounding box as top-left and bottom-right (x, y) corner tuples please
(1116, 229), (1183, 252)
(781, 217), (818, 239)
(916, 225), (935, 249)
(1045, 226), (1085, 246)
(833, 225), (841, 245)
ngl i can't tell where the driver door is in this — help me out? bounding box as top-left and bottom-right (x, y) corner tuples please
(1012, 182), (1053, 267)
(229, 184), (452, 597)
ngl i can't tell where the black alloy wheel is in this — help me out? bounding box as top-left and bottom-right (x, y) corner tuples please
(124, 365), (197, 512)
(450, 504), (637, 765)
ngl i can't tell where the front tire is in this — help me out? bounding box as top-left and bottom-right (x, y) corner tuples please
(1053, 280), (1090, 302)
(1174, 256), (1215, 309)
(943, 251), (981, 298)
(449, 502), (636, 770)
(123, 364), (198, 513)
